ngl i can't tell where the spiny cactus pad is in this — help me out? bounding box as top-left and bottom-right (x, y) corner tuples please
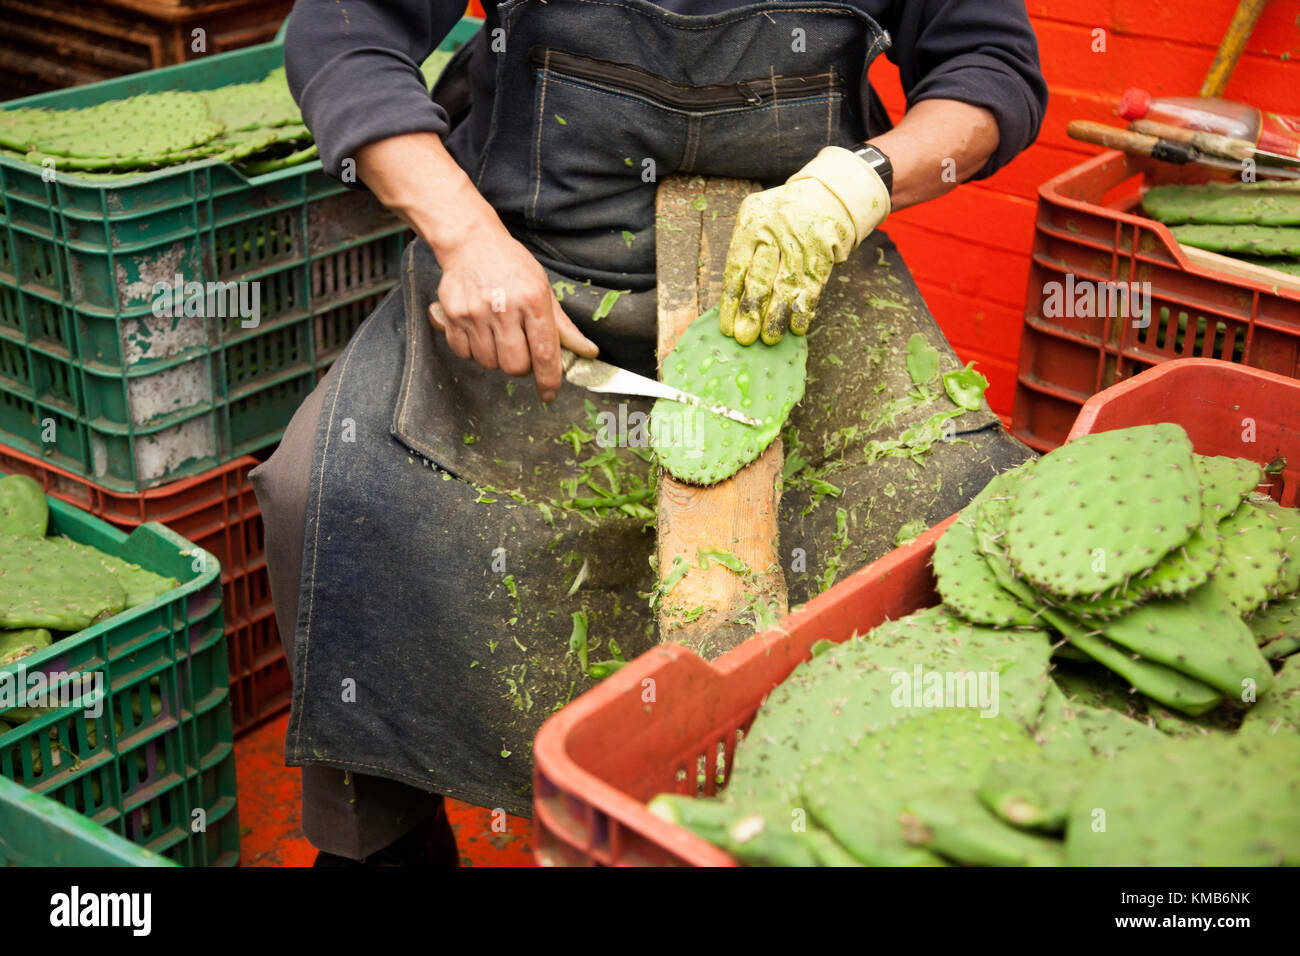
(0, 93), (223, 161)
(804, 710), (1046, 866)
(1250, 497), (1300, 598)
(1240, 655), (1300, 737)
(932, 484), (1037, 628)
(0, 535), (126, 631)
(1251, 592), (1300, 657)
(1215, 500), (1286, 615)
(1065, 734), (1300, 865)
(650, 305), (807, 485)
(1099, 581), (1271, 699)
(0, 475), (47, 539)
(1195, 454), (1261, 521)
(1004, 424), (1200, 597)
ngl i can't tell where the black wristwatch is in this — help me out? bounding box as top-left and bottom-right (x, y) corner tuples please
(851, 143), (893, 197)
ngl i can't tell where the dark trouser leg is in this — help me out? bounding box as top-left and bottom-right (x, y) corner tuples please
(250, 370), (452, 861)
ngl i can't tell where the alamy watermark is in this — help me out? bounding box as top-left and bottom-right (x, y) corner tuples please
(890, 664), (999, 718)
(599, 403), (703, 454)
(1043, 274), (1151, 328)
(0, 664), (104, 719)
(151, 275), (260, 328)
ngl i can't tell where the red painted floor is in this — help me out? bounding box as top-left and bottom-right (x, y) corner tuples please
(234, 711), (534, 867)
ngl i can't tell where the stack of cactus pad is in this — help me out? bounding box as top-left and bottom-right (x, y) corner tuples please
(0, 475), (178, 667)
(648, 424), (1300, 865)
(0, 51), (454, 179)
(1141, 181), (1300, 276)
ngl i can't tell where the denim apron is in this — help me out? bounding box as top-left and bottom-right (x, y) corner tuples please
(285, 0), (905, 816)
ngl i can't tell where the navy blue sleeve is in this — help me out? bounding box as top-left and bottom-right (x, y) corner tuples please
(877, 0), (1048, 178)
(283, 0), (469, 178)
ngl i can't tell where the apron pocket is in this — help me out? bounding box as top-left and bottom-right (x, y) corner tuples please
(526, 46), (862, 234)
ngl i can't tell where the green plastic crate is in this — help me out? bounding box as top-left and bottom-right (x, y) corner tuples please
(0, 484), (237, 866)
(0, 16), (482, 491)
(0, 774), (176, 866)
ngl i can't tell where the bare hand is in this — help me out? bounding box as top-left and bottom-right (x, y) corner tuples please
(429, 222), (598, 402)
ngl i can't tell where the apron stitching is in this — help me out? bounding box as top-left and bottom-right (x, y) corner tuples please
(292, 305), (382, 747)
(825, 80), (833, 145)
(530, 50), (552, 225)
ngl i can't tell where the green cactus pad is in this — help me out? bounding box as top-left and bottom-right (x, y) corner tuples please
(51, 539), (179, 608)
(978, 748), (1090, 833)
(0, 475), (47, 539)
(0, 92), (223, 161)
(659, 607), (1054, 865)
(1170, 223), (1300, 258)
(1098, 581), (1271, 699)
(1005, 424), (1200, 598)
(650, 306), (807, 486)
(1249, 497), (1300, 598)
(1250, 592), (1300, 654)
(803, 710), (1045, 866)
(1065, 734), (1300, 865)
(932, 482), (1037, 628)
(1195, 454), (1261, 522)
(1215, 500), (1286, 615)
(0, 535), (127, 631)
(0, 628), (53, 667)
(1240, 655), (1300, 737)
(1142, 183), (1300, 227)
(1040, 606), (1222, 716)
(899, 794), (1065, 866)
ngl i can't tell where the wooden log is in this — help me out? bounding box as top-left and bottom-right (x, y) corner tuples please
(653, 175), (788, 660)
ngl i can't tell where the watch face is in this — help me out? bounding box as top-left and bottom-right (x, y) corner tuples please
(855, 145), (892, 192)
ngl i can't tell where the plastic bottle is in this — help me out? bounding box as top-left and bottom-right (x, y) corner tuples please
(1118, 88), (1300, 160)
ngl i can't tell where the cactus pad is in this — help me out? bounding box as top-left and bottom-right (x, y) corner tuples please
(0, 475), (47, 539)
(1005, 424), (1200, 598)
(1195, 454), (1261, 522)
(1065, 734), (1300, 865)
(1171, 224), (1300, 258)
(0, 92), (223, 161)
(0, 627), (52, 666)
(650, 306), (807, 485)
(932, 484), (1037, 628)
(1215, 501), (1286, 615)
(1250, 592), (1300, 658)
(899, 793), (1066, 866)
(1249, 497), (1300, 598)
(1142, 182), (1300, 227)
(1240, 655), (1300, 737)
(804, 710), (1053, 866)
(0, 535), (126, 631)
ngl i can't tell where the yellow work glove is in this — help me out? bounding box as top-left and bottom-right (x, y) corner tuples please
(719, 146), (891, 345)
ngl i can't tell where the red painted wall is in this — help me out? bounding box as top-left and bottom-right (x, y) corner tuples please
(869, 0), (1300, 418)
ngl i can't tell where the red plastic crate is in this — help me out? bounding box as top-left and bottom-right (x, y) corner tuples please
(1013, 150), (1300, 453)
(0, 442), (288, 735)
(533, 357), (1300, 866)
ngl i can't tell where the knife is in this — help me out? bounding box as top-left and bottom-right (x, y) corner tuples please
(1129, 119), (1300, 170)
(562, 349), (763, 427)
(1067, 120), (1300, 180)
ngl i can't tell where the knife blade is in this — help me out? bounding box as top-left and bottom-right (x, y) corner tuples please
(562, 349), (763, 427)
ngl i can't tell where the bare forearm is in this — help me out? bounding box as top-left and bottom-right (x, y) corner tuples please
(354, 131), (501, 257)
(867, 99), (1000, 211)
